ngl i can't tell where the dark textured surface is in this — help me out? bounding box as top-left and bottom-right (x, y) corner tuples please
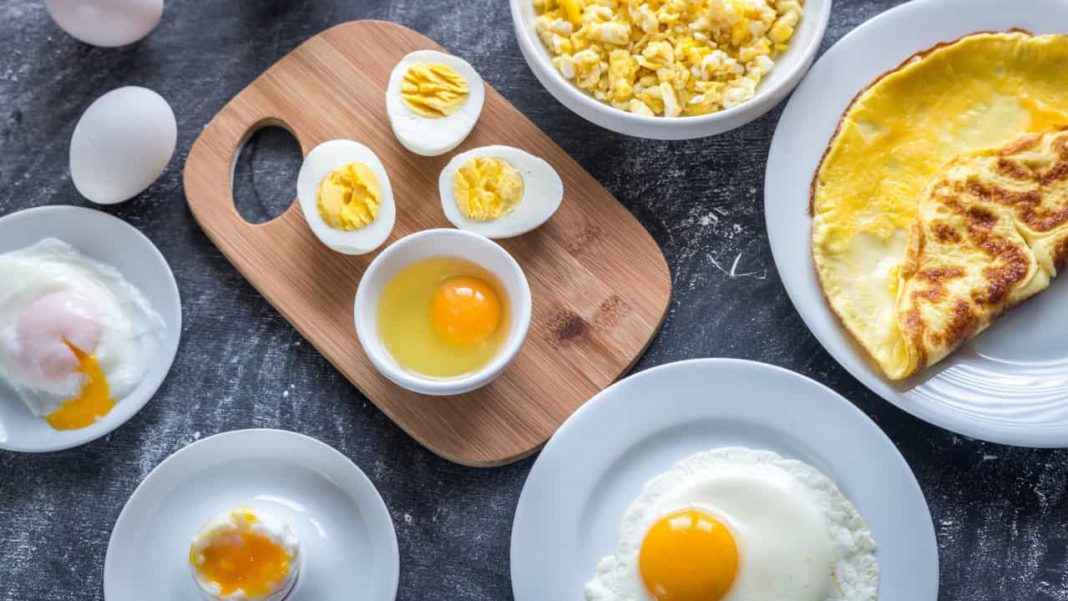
(1, 1), (1066, 599)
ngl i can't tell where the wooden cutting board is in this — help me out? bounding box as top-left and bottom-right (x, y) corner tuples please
(183, 20), (671, 466)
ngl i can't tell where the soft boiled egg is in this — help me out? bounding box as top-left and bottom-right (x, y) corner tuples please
(586, 448), (879, 601)
(296, 139), (396, 255)
(0, 239), (164, 430)
(386, 50), (485, 156)
(439, 145), (563, 239)
(189, 506), (300, 601)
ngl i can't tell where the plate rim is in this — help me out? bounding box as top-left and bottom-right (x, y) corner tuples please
(763, 0), (1068, 447)
(509, 358), (939, 600)
(102, 428), (400, 601)
(0, 204), (182, 452)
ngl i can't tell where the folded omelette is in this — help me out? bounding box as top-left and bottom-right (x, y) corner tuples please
(811, 31), (1068, 380)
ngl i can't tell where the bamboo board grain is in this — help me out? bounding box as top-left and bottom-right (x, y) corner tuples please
(183, 20), (671, 466)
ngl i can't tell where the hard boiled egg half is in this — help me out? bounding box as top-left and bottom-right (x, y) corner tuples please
(297, 140), (396, 255)
(439, 146), (563, 239)
(386, 50), (485, 156)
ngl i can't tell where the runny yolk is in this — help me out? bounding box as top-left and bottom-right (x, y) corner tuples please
(192, 527), (291, 596)
(638, 509), (739, 601)
(429, 276), (502, 346)
(45, 341), (115, 430)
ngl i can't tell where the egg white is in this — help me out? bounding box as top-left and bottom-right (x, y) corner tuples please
(189, 506), (301, 601)
(0, 238), (164, 417)
(585, 448), (878, 601)
(386, 50), (485, 157)
(296, 139), (396, 255)
(439, 145), (563, 239)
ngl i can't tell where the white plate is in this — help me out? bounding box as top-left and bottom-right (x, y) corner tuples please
(765, 0), (1068, 447)
(105, 429), (400, 601)
(511, 359), (938, 600)
(0, 205), (181, 452)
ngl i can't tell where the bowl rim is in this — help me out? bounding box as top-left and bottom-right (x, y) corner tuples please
(508, 0), (833, 137)
(353, 228), (533, 396)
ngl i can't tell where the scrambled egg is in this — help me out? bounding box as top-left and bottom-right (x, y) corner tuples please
(401, 63), (470, 118)
(452, 157), (525, 221)
(533, 0), (803, 117)
(317, 162), (381, 231)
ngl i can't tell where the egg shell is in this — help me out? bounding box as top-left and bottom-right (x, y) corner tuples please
(386, 50), (486, 157)
(439, 145), (563, 239)
(45, 0), (163, 47)
(296, 140), (396, 255)
(69, 86), (176, 205)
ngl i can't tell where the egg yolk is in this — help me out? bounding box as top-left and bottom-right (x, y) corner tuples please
(430, 276), (502, 346)
(317, 161), (381, 231)
(639, 509), (739, 601)
(401, 63), (469, 118)
(45, 341), (115, 430)
(452, 157), (525, 222)
(191, 518), (291, 597)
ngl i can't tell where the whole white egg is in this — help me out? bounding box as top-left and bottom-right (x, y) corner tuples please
(439, 145), (563, 239)
(386, 50), (485, 157)
(296, 139), (397, 255)
(586, 447), (879, 601)
(69, 86), (177, 205)
(44, 0), (163, 47)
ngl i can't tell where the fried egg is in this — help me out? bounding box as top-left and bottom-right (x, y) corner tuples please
(586, 448), (878, 601)
(386, 50), (485, 157)
(296, 139), (397, 255)
(811, 31), (1068, 379)
(0, 239), (164, 429)
(439, 145), (563, 239)
(189, 506), (300, 601)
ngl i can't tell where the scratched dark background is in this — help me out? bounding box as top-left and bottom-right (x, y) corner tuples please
(1, 0), (1066, 599)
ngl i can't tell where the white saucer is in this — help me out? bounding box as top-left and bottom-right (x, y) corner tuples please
(104, 429), (400, 601)
(764, 0), (1068, 447)
(0, 205), (181, 452)
(511, 359), (938, 600)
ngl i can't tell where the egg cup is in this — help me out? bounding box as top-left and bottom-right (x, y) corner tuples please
(354, 229), (532, 396)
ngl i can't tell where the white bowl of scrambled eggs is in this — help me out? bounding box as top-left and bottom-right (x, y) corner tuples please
(511, 0), (831, 139)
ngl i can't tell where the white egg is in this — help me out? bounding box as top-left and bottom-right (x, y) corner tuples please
(296, 139), (396, 255)
(586, 448), (879, 601)
(189, 506), (301, 601)
(0, 239), (164, 419)
(386, 50), (485, 156)
(439, 145), (563, 239)
(70, 86), (177, 205)
(45, 0), (163, 47)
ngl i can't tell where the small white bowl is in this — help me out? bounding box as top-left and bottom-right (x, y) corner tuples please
(353, 229), (532, 396)
(509, 0), (832, 140)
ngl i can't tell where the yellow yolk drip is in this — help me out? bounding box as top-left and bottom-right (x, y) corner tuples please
(401, 63), (469, 118)
(45, 341), (115, 430)
(638, 509), (739, 601)
(430, 276), (502, 346)
(317, 162), (381, 231)
(190, 517), (291, 597)
(452, 157), (525, 222)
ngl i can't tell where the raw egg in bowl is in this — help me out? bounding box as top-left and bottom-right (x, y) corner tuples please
(354, 229), (532, 396)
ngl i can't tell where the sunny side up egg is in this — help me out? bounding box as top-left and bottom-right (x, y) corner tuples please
(296, 139), (397, 255)
(386, 50), (486, 157)
(189, 506), (301, 601)
(439, 145), (564, 239)
(586, 448), (878, 601)
(0, 239), (164, 429)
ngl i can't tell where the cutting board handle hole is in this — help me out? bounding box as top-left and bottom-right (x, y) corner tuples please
(232, 124), (302, 225)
